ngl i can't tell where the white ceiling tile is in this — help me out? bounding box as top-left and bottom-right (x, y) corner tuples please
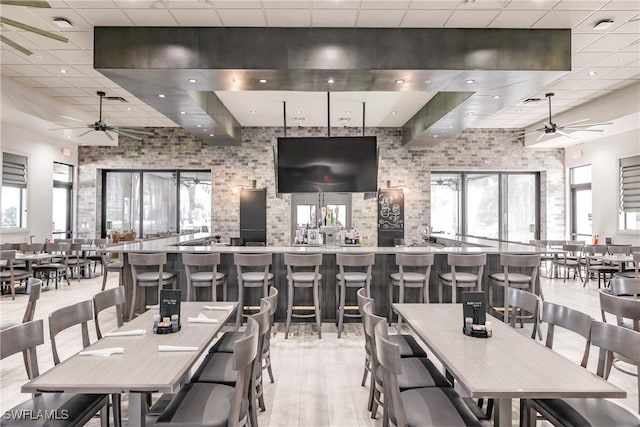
(572, 33), (602, 52)
(571, 51), (609, 67)
(217, 9), (266, 26)
(613, 17), (640, 34)
(601, 1), (640, 10)
(32, 76), (74, 88)
(38, 64), (83, 76)
(92, 77), (123, 88)
(619, 39), (640, 51)
(561, 88), (608, 98)
(169, 9), (223, 25)
(52, 87), (91, 97)
(312, 1), (361, 9)
(211, 1), (262, 8)
(582, 33), (640, 52)
(0, 50), (32, 65)
(0, 67), (22, 77)
(5, 64), (54, 78)
(573, 9), (640, 33)
(505, 1), (560, 10)
(603, 66), (640, 79)
(113, 1), (158, 8)
(49, 49), (94, 64)
(75, 8), (134, 25)
(401, 10), (452, 27)
(264, 9), (311, 26)
(548, 79), (588, 90)
(67, 77), (103, 88)
(123, 8), (178, 25)
(261, 1), (313, 8)
(16, 30), (75, 50)
(67, 1), (118, 7)
(592, 51), (640, 66)
(360, 0), (411, 9)
(357, 9), (406, 27)
(408, 1), (464, 9)
(580, 78), (625, 90)
(63, 32), (94, 50)
(489, 10), (547, 27)
(456, 0), (509, 10)
(552, 1), (608, 10)
(73, 65), (104, 77)
(445, 10), (500, 27)
(1, 31), (40, 50)
(312, 9), (358, 26)
(533, 10), (592, 28)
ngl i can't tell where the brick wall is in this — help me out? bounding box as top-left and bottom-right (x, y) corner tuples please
(78, 126), (564, 244)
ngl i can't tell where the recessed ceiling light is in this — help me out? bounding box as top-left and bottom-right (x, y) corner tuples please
(126, 107), (132, 111)
(448, 125), (454, 128)
(515, 108), (522, 112)
(203, 129), (207, 132)
(295, 110), (302, 114)
(209, 134), (214, 137)
(188, 78), (197, 83)
(180, 111), (186, 115)
(493, 95), (501, 99)
(391, 111), (397, 115)
(593, 19), (614, 30)
(35, 55), (43, 60)
(158, 94), (166, 98)
(59, 68), (68, 74)
(587, 70), (597, 76)
(196, 124), (202, 128)
(345, 111), (351, 114)
(433, 134), (438, 138)
(466, 112), (474, 116)
(53, 17), (73, 28)
(425, 79), (432, 84)
(327, 78), (335, 84)
(395, 79), (404, 84)
(250, 110), (256, 114)
(465, 79), (475, 84)
(259, 79), (267, 83)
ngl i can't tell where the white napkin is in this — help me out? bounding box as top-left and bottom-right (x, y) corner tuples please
(158, 345), (198, 352)
(79, 347), (124, 357)
(104, 329), (147, 337)
(202, 305), (234, 311)
(146, 304), (159, 309)
(188, 313), (219, 324)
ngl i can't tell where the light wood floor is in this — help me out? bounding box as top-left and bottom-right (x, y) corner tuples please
(0, 271), (637, 426)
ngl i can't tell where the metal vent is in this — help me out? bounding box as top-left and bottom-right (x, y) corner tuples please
(523, 98), (542, 104)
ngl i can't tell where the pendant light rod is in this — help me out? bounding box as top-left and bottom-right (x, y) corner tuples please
(327, 91), (331, 137)
(362, 102), (365, 136)
(283, 101), (287, 137)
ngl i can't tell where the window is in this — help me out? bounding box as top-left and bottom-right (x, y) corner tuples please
(570, 165), (592, 240)
(1, 153), (28, 228)
(52, 163), (74, 239)
(619, 155), (640, 231)
(102, 170), (211, 238)
(431, 171), (540, 243)
(290, 193), (352, 243)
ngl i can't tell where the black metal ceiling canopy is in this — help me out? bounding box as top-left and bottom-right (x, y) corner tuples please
(94, 27), (571, 146)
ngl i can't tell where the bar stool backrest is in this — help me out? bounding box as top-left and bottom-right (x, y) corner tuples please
(336, 253), (375, 282)
(284, 253), (322, 280)
(541, 301), (592, 367)
(49, 300), (93, 365)
(500, 253), (540, 282)
(93, 286), (126, 339)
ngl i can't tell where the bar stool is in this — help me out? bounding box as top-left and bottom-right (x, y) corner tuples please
(438, 253), (486, 303)
(488, 253), (541, 325)
(234, 253), (273, 328)
(284, 253), (323, 339)
(182, 252), (227, 302)
(336, 253), (375, 338)
(128, 252), (176, 320)
(388, 253), (434, 330)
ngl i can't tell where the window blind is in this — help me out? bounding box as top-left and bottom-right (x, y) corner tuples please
(620, 155), (640, 212)
(2, 153), (27, 188)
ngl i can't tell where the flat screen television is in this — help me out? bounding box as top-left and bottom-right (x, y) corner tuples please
(276, 136), (378, 193)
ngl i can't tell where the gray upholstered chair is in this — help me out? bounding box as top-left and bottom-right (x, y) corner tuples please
(522, 321), (640, 426)
(156, 317), (259, 427)
(182, 252), (227, 302)
(335, 252), (375, 338)
(438, 253), (486, 303)
(128, 252), (176, 319)
(284, 252), (323, 339)
(93, 286), (125, 339)
(489, 253), (541, 325)
(388, 253), (434, 329)
(233, 253), (273, 328)
(192, 300), (271, 427)
(373, 321), (482, 427)
(0, 249), (32, 299)
(0, 320), (110, 427)
(363, 301), (452, 421)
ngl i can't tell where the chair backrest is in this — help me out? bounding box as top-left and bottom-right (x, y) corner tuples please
(0, 319), (44, 380)
(22, 278), (42, 323)
(129, 252), (167, 267)
(500, 253), (540, 286)
(336, 253), (375, 281)
(0, 249), (16, 261)
(182, 252), (220, 267)
(541, 301), (592, 367)
(561, 244), (583, 256)
(93, 286), (126, 339)
(234, 253), (272, 285)
(374, 320), (406, 427)
(49, 300), (93, 365)
(582, 245), (608, 256)
(0, 243), (22, 250)
(284, 253), (322, 282)
(447, 253), (486, 286)
(609, 277), (640, 297)
(20, 243), (44, 253)
(608, 245), (631, 255)
(599, 289), (640, 332)
(362, 300), (386, 377)
(262, 286), (278, 356)
(395, 253), (434, 281)
(357, 287), (373, 315)
(229, 317), (259, 426)
(506, 288), (539, 339)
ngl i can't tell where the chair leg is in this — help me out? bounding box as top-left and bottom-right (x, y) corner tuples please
(265, 352), (274, 384)
(361, 354), (369, 387)
(314, 282), (322, 339)
(337, 283), (346, 338)
(235, 283), (244, 331)
(129, 283), (138, 320)
(112, 393), (122, 427)
(101, 269), (108, 291)
(285, 283), (293, 339)
(388, 283), (394, 325)
(397, 284), (404, 331)
(223, 279), (228, 302)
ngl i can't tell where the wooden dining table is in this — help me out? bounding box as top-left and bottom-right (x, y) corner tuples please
(393, 303), (626, 427)
(22, 301), (237, 427)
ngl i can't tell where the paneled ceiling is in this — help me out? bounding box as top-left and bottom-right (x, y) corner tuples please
(0, 0), (638, 143)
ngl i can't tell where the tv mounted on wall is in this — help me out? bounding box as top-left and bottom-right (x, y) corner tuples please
(276, 136), (378, 193)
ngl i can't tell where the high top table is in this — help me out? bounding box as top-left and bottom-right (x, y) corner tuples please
(393, 303), (626, 427)
(22, 301), (237, 427)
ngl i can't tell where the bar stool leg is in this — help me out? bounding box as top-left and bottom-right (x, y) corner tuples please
(235, 282), (244, 331)
(314, 281), (322, 339)
(338, 282), (346, 338)
(397, 284), (405, 331)
(388, 283), (394, 325)
(129, 282), (137, 320)
(285, 281), (294, 339)
(222, 279), (228, 301)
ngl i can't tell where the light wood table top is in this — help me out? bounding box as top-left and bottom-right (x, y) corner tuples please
(393, 303), (626, 427)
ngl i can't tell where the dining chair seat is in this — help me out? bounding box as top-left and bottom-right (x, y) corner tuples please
(489, 272), (533, 284)
(156, 382), (249, 427)
(241, 272), (274, 283)
(389, 272), (426, 283)
(364, 334), (427, 359)
(374, 357), (451, 390)
(192, 352), (237, 384)
(529, 398), (640, 427)
(290, 271), (323, 282)
(191, 271), (225, 283)
(394, 387), (483, 427)
(136, 271), (175, 284)
(439, 271), (480, 284)
(336, 271), (368, 283)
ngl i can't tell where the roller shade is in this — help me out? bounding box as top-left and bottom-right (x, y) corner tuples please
(620, 155), (640, 212)
(2, 153), (27, 188)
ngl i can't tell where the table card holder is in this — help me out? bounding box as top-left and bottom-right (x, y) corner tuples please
(155, 289), (181, 334)
(462, 291), (490, 338)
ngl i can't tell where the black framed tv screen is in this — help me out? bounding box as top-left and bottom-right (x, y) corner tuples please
(277, 136), (378, 193)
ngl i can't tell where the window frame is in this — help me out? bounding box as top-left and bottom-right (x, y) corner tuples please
(1, 152), (28, 230)
(52, 162), (74, 239)
(619, 155), (640, 232)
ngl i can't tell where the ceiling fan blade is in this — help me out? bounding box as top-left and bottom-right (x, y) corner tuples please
(556, 129), (576, 139)
(535, 132), (548, 142)
(0, 17), (68, 43)
(111, 127), (154, 136)
(113, 129), (143, 140)
(564, 129), (605, 132)
(78, 129), (94, 137)
(48, 126), (90, 130)
(104, 130), (115, 141)
(0, 34), (32, 55)
(523, 128), (544, 137)
(559, 118), (590, 127)
(0, 1), (51, 7)
(563, 122), (613, 128)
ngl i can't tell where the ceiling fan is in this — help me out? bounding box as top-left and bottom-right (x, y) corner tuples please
(51, 91), (154, 141)
(0, 1), (68, 56)
(526, 92), (612, 142)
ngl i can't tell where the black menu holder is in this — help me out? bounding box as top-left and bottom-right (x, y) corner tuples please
(157, 289), (181, 334)
(462, 291), (489, 338)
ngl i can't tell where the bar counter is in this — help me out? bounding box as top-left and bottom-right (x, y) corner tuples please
(108, 234), (555, 322)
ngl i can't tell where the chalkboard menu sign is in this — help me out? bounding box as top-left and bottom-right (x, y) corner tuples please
(378, 189), (404, 231)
